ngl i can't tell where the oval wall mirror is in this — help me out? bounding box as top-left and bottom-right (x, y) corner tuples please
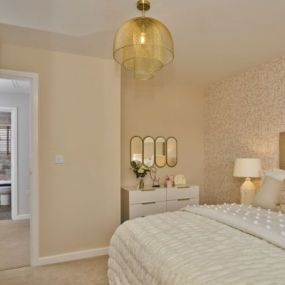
(143, 136), (155, 167)
(155, 137), (166, 167)
(130, 136), (143, 164)
(167, 137), (177, 167)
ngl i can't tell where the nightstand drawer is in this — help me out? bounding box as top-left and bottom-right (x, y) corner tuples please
(167, 198), (199, 212)
(167, 187), (199, 201)
(130, 201), (166, 219)
(129, 188), (166, 204)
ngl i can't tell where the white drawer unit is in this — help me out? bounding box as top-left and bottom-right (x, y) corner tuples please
(166, 198), (199, 212)
(129, 201), (166, 219)
(121, 186), (199, 222)
(129, 187), (166, 204)
(167, 186), (199, 200)
(166, 186), (199, 212)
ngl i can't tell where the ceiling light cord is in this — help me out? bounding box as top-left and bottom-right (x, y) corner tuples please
(142, 0), (146, 17)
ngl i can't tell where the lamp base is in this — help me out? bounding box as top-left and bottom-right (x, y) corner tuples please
(240, 177), (256, 205)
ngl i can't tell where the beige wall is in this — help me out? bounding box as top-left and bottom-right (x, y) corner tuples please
(121, 71), (205, 199)
(0, 43), (121, 257)
(205, 57), (285, 204)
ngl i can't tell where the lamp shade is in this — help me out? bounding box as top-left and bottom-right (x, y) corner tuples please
(113, 17), (174, 80)
(233, 158), (262, 178)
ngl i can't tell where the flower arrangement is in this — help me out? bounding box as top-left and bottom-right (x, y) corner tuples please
(130, 161), (150, 178)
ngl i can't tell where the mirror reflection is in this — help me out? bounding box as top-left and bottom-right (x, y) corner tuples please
(155, 137), (166, 167)
(130, 136), (143, 163)
(167, 137), (177, 167)
(143, 137), (155, 167)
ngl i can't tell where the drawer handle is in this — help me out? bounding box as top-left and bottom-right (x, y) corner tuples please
(141, 202), (156, 205)
(177, 198), (190, 201)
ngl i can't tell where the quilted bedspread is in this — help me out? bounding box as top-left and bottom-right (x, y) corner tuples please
(108, 204), (285, 285)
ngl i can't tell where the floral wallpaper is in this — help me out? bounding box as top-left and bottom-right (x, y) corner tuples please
(204, 57), (285, 204)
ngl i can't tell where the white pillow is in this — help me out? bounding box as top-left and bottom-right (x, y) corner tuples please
(254, 175), (284, 210)
(263, 168), (285, 181)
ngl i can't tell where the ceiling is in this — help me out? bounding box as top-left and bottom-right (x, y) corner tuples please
(1, 0), (285, 85)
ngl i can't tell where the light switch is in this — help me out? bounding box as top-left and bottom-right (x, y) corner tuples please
(55, 155), (64, 164)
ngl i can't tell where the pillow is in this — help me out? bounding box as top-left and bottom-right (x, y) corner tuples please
(254, 175), (284, 210)
(263, 168), (285, 181)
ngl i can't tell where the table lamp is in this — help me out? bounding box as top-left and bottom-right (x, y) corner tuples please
(233, 158), (262, 204)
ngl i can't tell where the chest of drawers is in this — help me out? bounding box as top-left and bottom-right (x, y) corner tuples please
(121, 186), (199, 222)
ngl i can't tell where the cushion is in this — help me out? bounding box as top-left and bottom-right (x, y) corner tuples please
(254, 175), (284, 210)
(263, 168), (285, 181)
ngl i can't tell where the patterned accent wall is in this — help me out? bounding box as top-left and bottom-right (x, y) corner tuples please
(204, 57), (285, 204)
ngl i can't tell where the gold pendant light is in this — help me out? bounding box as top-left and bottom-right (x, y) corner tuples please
(113, 0), (174, 80)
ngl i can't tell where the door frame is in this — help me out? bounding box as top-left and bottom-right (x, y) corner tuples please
(0, 106), (18, 220)
(0, 69), (39, 266)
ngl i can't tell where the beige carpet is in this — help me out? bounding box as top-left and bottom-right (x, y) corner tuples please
(0, 219), (30, 271)
(0, 256), (108, 285)
(0, 206), (11, 220)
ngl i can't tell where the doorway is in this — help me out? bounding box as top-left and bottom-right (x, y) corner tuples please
(0, 107), (17, 221)
(0, 70), (39, 270)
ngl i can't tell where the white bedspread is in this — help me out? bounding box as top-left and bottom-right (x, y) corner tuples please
(108, 204), (285, 285)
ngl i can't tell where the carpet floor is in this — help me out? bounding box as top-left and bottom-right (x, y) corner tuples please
(0, 256), (108, 285)
(0, 206), (11, 220)
(0, 219), (30, 271)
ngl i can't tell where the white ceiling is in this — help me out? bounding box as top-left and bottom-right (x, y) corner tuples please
(1, 0), (285, 85)
(0, 79), (30, 95)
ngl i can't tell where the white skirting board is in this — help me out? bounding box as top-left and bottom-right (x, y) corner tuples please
(13, 214), (31, 220)
(36, 246), (109, 266)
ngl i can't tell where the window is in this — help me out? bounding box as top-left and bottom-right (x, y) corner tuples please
(0, 126), (11, 157)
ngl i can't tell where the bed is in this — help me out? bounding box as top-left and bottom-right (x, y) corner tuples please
(108, 203), (285, 285)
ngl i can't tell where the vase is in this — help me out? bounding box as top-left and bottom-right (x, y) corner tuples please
(137, 177), (144, 190)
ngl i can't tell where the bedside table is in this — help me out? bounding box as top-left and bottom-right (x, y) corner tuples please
(121, 186), (199, 222)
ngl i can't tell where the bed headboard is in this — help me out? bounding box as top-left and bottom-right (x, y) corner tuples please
(279, 132), (285, 169)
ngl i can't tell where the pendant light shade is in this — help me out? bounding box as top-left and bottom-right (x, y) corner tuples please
(113, 1), (174, 80)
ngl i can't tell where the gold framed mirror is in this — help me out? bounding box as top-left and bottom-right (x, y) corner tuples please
(143, 136), (155, 167)
(155, 137), (166, 167)
(130, 136), (143, 164)
(167, 137), (177, 167)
